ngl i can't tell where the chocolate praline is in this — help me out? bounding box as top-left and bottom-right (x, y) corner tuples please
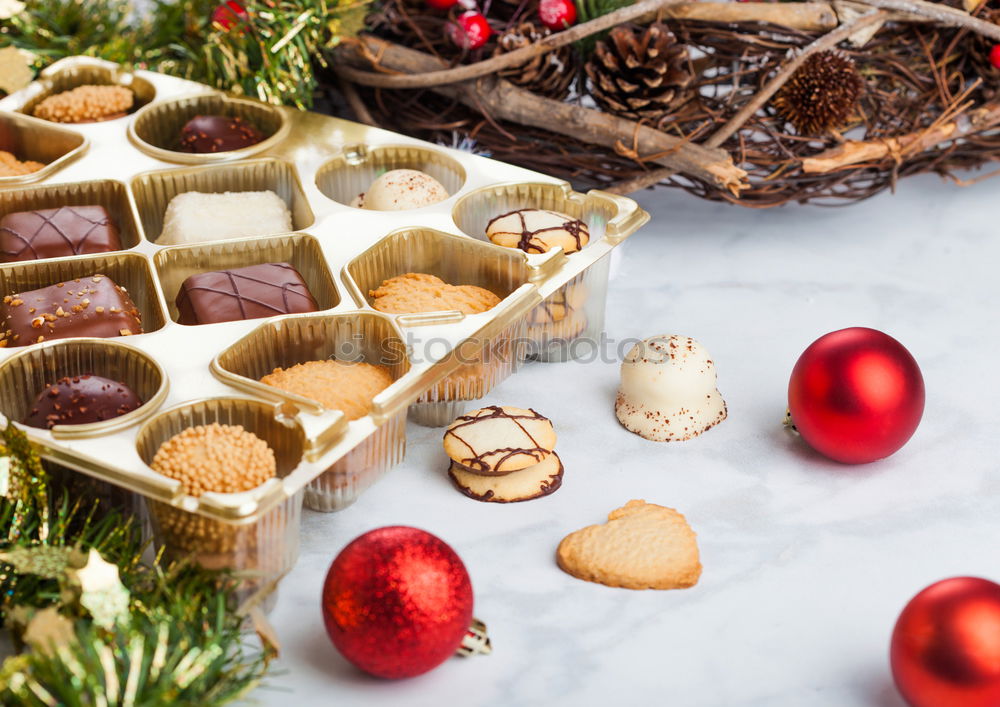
(22, 374), (143, 429)
(174, 262), (318, 325)
(178, 115), (265, 154)
(0, 206), (122, 263)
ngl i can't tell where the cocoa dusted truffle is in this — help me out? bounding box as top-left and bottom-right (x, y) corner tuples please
(22, 374), (143, 429)
(178, 115), (265, 154)
(151, 423), (276, 496)
(0, 206), (123, 262)
(0, 274), (143, 348)
(174, 262), (318, 325)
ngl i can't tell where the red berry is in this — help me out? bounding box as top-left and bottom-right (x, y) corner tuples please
(538, 0), (577, 30)
(211, 0), (248, 31)
(448, 11), (493, 50)
(426, 0), (459, 9)
(991, 44), (1000, 70)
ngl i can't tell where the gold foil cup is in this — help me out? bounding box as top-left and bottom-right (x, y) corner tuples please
(136, 397), (306, 598)
(0, 251), (169, 340)
(315, 144), (466, 208)
(0, 179), (143, 251)
(345, 227), (531, 425)
(0, 112), (88, 186)
(128, 93), (290, 165)
(212, 312), (410, 512)
(453, 182), (649, 361)
(152, 233), (339, 324)
(18, 59), (156, 121)
(0, 338), (168, 438)
(131, 158), (315, 244)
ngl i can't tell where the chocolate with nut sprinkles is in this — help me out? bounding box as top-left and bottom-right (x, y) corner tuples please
(0, 206), (123, 263)
(178, 115), (265, 154)
(174, 262), (318, 325)
(22, 374), (143, 429)
(0, 274), (143, 347)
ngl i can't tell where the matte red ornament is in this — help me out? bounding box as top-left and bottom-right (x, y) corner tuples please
(211, 0), (248, 31)
(891, 577), (1000, 707)
(787, 327), (924, 464)
(990, 45), (1000, 70)
(538, 0), (577, 30)
(448, 11), (493, 50)
(321, 526), (475, 679)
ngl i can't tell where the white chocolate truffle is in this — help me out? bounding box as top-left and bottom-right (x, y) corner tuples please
(615, 335), (727, 442)
(356, 169), (448, 211)
(158, 190), (292, 246)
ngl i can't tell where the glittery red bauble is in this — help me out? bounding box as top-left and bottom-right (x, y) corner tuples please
(321, 526), (474, 679)
(448, 11), (493, 50)
(211, 1), (248, 31)
(787, 327), (924, 464)
(990, 45), (1000, 70)
(891, 577), (1000, 707)
(538, 0), (577, 30)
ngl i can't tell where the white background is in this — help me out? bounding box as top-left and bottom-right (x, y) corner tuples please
(253, 173), (999, 706)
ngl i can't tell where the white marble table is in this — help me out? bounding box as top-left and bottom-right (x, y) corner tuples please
(253, 174), (999, 707)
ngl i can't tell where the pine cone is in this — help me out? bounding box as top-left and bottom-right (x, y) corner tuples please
(494, 22), (577, 100)
(772, 51), (864, 136)
(584, 22), (692, 124)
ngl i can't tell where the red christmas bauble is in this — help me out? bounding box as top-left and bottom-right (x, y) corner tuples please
(787, 327), (924, 464)
(538, 0), (577, 30)
(321, 526), (474, 679)
(891, 577), (1000, 707)
(990, 45), (1000, 70)
(426, 0), (459, 10)
(448, 11), (493, 50)
(211, 0), (248, 31)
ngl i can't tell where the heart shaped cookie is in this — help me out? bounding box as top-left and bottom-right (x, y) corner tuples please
(557, 500), (701, 590)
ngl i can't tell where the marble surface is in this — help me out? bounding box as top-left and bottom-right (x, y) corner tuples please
(252, 174), (1000, 707)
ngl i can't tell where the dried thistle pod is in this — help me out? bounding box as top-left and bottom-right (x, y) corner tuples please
(584, 22), (692, 125)
(494, 22), (577, 100)
(772, 51), (864, 136)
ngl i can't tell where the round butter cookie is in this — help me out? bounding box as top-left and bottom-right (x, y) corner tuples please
(449, 451), (563, 503)
(486, 209), (589, 254)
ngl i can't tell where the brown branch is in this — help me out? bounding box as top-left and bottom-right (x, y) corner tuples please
(336, 38), (749, 194)
(705, 9), (887, 148)
(802, 101), (1000, 173)
(666, 2), (839, 30)
(337, 76), (376, 126)
(849, 0), (1000, 40)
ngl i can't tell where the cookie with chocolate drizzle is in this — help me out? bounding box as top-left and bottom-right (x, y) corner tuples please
(449, 451), (564, 503)
(443, 405), (557, 475)
(485, 209), (589, 254)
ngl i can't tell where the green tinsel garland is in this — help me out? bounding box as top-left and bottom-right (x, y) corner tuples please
(1, 0), (371, 108)
(0, 423), (274, 706)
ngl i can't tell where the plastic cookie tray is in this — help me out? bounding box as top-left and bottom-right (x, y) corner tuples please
(0, 56), (649, 597)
